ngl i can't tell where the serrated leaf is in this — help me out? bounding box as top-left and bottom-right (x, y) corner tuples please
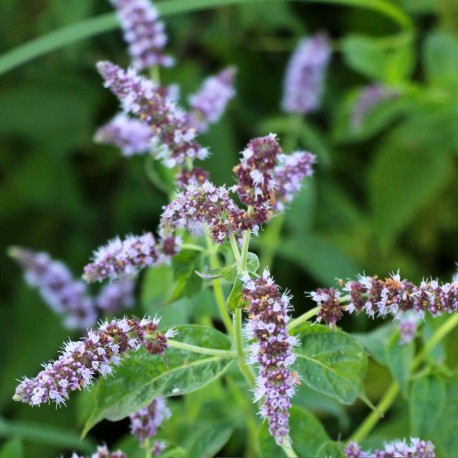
(410, 373), (446, 437)
(259, 407), (329, 458)
(226, 277), (244, 312)
(82, 325), (232, 436)
(385, 332), (414, 396)
(292, 323), (368, 404)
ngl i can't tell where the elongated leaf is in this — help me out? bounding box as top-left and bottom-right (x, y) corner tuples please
(0, 419), (94, 453)
(187, 422), (234, 458)
(0, 438), (23, 458)
(170, 250), (203, 301)
(410, 374), (446, 437)
(259, 406), (329, 458)
(83, 325), (232, 435)
(292, 323), (368, 403)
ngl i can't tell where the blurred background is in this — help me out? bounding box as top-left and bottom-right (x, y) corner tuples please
(1, 0), (458, 456)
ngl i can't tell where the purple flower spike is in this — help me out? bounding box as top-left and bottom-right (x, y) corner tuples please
(109, 0), (173, 71)
(160, 181), (245, 243)
(282, 33), (331, 114)
(274, 151), (316, 210)
(188, 66), (236, 133)
(97, 61), (208, 167)
(9, 247), (97, 330)
(397, 313), (418, 345)
(129, 397), (171, 446)
(96, 278), (135, 314)
(13, 316), (175, 406)
(94, 113), (152, 156)
(83, 233), (160, 283)
(70, 445), (127, 458)
(233, 134), (282, 227)
(344, 437), (435, 458)
(242, 269), (298, 446)
(176, 167), (210, 189)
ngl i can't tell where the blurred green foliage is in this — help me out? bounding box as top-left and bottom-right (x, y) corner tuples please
(1, 0), (458, 456)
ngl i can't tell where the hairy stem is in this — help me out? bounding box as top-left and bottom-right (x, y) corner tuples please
(286, 307), (320, 331)
(168, 339), (237, 358)
(234, 308), (256, 387)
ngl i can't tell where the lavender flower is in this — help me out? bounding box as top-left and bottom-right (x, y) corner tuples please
(96, 279), (135, 314)
(274, 151), (316, 210)
(242, 269), (298, 446)
(188, 67), (236, 133)
(233, 134), (282, 227)
(97, 61), (208, 167)
(309, 272), (458, 327)
(94, 113), (152, 156)
(344, 438), (435, 458)
(9, 247), (97, 330)
(282, 33), (331, 114)
(159, 234), (182, 258)
(70, 445), (127, 458)
(13, 316), (174, 406)
(160, 181), (245, 243)
(351, 84), (398, 130)
(83, 233), (160, 283)
(130, 397), (171, 445)
(109, 0), (173, 71)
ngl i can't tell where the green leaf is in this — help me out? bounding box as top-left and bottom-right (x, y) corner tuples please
(210, 264), (237, 283)
(292, 323), (368, 404)
(144, 156), (175, 195)
(281, 235), (361, 285)
(424, 31), (458, 91)
(259, 406), (330, 458)
(246, 252), (260, 273)
(0, 438), (23, 458)
(187, 422), (234, 458)
(369, 123), (453, 250)
(317, 441), (345, 458)
(170, 250), (203, 302)
(385, 332), (414, 396)
(354, 324), (394, 365)
(410, 373), (446, 437)
(341, 33), (414, 83)
(83, 325), (232, 435)
(226, 277), (244, 312)
(0, 419), (94, 454)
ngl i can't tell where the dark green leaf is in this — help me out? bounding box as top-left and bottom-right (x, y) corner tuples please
(170, 250), (203, 302)
(354, 324), (394, 365)
(209, 264), (237, 283)
(341, 33), (414, 83)
(83, 325), (232, 435)
(410, 373), (446, 437)
(281, 236), (361, 284)
(187, 422), (234, 458)
(0, 438), (23, 458)
(385, 332), (414, 396)
(369, 124), (453, 250)
(292, 323), (368, 404)
(226, 277), (244, 312)
(259, 407), (329, 458)
(424, 31), (458, 91)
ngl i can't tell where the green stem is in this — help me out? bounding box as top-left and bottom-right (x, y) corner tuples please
(286, 307), (320, 331)
(206, 237), (234, 338)
(144, 438), (153, 458)
(234, 308), (256, 387)
(240, 230), (251, 274)
(350, 313), (458, 443)
(229, 234), (242, 269)
(180, 243), (205, 252)
(259, 214), (285, 272)
(168, 339), (237, 357)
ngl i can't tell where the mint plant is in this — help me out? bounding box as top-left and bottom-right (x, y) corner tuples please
(2, 0), (458, 457)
